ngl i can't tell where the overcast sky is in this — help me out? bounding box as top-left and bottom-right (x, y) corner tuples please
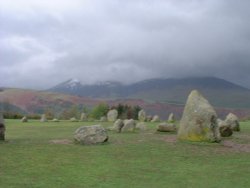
(1, 0), (250, 89)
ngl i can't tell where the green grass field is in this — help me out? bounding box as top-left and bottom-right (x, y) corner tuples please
(1, 120), (250, 188)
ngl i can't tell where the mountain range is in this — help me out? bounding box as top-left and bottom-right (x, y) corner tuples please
(1, 77), (250, 119)
(48, 77), (250, 108)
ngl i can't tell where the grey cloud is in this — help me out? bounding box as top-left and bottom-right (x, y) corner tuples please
(0, 0), (250, 89)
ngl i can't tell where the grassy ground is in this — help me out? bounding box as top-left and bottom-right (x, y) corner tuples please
(1, 120), (250, 188)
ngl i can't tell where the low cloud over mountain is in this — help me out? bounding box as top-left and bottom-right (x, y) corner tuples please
(1, 1), (250, 89)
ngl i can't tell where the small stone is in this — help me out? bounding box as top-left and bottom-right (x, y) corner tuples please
(218, 119), (233, 137)
(70, 117), (78, 122)
(136, 122), (147, 131)
(225, 113), (240, 131)
(52, 118), (60, 122)
(100, 116), (107, 122)
(121, 119), (136, 132)
(111, 119), (124, 132)
(157, 123), (176, 132)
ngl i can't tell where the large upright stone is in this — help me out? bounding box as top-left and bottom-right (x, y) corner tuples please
(74, 125), (108, 145)
(40, 114), (48, 122)
(21, 116), (28, 122)
(80, 113), (87, 121)
(138, 110), (146, 122)
(0, 113), (5, 140)
(151, 115), (160, 122)
(177, 90), (221, 142)
(107, 109), (118, 122)
(168, 113), (175, 123)
(225, 113), (240, 131)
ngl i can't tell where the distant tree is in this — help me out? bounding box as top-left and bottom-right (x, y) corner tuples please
(3, 112), (23, 119)
(113, 104), (142, 120)
(59, 105), (80, 120)
(60, 109), (70, 120)
(44, 108), (54, 120)
(132, 105), (142, 120)
(69, 105), (80, 118)
(27, 114), (41, 120)
(90, 103), (109, 120)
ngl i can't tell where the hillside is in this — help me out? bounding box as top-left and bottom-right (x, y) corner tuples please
(48, 77), (250, 108)
(1, 88), (250, 120)
(0, 88), (102, 115)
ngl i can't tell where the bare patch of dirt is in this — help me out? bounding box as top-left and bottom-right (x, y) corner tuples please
(161, 134), (250, 153)
(164, 135), (177, 143)
(221, 140), (250, 153)
(50, 139), (73, 145)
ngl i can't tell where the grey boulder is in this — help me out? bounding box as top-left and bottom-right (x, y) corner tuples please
(74, 125), (108, 145)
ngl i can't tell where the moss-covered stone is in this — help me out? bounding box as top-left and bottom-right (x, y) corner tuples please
(177, 90), (221, 143)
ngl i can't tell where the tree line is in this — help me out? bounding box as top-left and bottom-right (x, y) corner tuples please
(1, 103), (142, 120)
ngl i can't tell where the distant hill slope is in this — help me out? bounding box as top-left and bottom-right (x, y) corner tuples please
(48, 77), (250, 108)
(1, 88), (250, 120)
(0, 88), (102, 115)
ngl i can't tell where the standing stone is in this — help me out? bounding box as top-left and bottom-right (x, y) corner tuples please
(40, 114), (48, 122)
(168, 113), (175, 123)
(107, 109), (118, 122)
(21, 116), (28, 122)
(177, 90), (221, 142)
(0, 113), (5, 141)
(138, 110), (146, 122)
(74, 125), (108, 145)
(80, 113), (87, 121)
(100, 116), (107, 122)
(151, 115), (160, 122)
(136, 122), (147, 131)
(218, 120), (233, 137)
(111, 119), (124, 132)
(157, 123), (176, 132)
(121, 119), (136, 132)
(225, 113), (240, 131)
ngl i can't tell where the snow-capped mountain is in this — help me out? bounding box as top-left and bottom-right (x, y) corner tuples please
(48, 79), (124, 97)
(49, 78), (83, 92)
(47, 77), (250, 108)
(66, 78), (81, 89)
(95, 81), (123, 87)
